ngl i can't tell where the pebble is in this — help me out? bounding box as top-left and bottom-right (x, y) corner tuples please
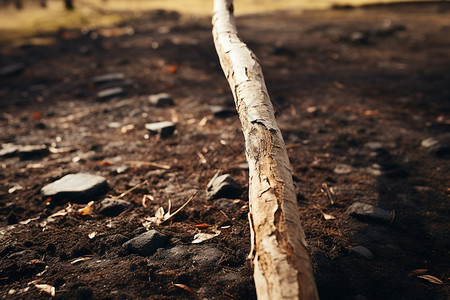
(209, 105), (237, 118)
(0, 63), (25, 76)
(148, 93), (174, 107)
(334, 163), (353, 175)
(364, 142), (383, 151)
(97, 87), (124, 100)
(421, 137), (449, 156)
(97, 198), (131, 216)
(0, 144), (19, 157)
(41, 173), (108, 200)
(18, 145), (49, 160)
(91, 73), (125, 84)
(346, 202), (393, 223)
(122, 230), (169, 256)
(350, 31), (369, 44)
(350, 246), (374, 260)
(145, 121), (176, 138)
(206, 174), (241, 200)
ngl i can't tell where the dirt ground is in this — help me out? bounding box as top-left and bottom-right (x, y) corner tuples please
(1, 2), (449, 299)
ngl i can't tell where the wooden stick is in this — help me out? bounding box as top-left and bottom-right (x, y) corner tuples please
(212, 1), (319, 299)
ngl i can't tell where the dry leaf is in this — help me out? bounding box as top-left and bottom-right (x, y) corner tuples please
(88, 232), (97, 239)
(408, 269), (428, 276)
(77, 201), (95, 216)
(322, 212), (336, 220)
(173, 283), (196, 297)
(34, 283), (55, 297)
(192, 231), (220, 244)
(417, 275), (443, 285)
(142, 194), (154, 208)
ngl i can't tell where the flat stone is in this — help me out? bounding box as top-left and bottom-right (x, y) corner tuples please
(98, 198), (131, 216)
(92, 72), (125, 84)
(209, 105), (237, 118)
(145, 121), (175, 138)
(0, 63), (25, 76)
(41, 173), (107, 201)
(97, 87), (124, 100)
(346, 202), (392, 223)
(206, 174), (241, 200)
(350, 246), (374, 260)
(122, 230), (169, 256)
(0, 145), (19, 157)
(334, 163), (353, 175)
(148, 93), (174, 107)
(18, 145), (49, 160)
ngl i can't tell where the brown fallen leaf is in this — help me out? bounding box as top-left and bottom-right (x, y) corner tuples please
(408, 269), (428, 277)
(173, 283), (196, 297)
(77, 201), (95, 216)
(194, 223), (211, 229)
(417, 275), (444, 285)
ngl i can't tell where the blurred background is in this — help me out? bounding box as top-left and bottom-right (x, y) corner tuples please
(0, 0), (434, 43)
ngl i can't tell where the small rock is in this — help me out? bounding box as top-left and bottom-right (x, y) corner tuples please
(350, 31), (369, 44)
(92, 73), (125, 84)
(41, 173), (107, 201)
(334, 164), (352, 175)
(145, 121), (176, 138)
(346, 202), (392, 223)
(148, 93), (174, 107)
(98, 198), (131, 216)
(209, 105), (237, 118)
(350, 246), (374, 260)
(114, 165), (129, 174)
(364, 142), (383, 151)
(206, 174), (241, 200)
(97, 87), (124, 100)
(0, 63), (25, 76)
(123, 230), (169, 256)
(0, 144), (19, 157)
(108, 122), (121, 128)
(191, 246), (223, 267)
(18, 145), (49, 160)
(421, 138), (449, 156)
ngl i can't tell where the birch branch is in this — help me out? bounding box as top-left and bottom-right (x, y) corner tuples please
(212, 1), (319, 299)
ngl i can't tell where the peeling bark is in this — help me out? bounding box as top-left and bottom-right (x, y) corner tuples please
(212, 1), (319, 299)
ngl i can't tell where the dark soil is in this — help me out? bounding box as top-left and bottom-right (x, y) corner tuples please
(1, 3), (449, 299)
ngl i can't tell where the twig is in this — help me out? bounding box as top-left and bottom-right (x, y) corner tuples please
(124, 161), (171, 169)
(111, 180), (148, 199)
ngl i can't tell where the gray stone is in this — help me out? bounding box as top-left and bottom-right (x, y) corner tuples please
(145, 121), (175, 138)
(122, 230), (169, 256)
(191, 246), (223, 267)
(364, 142), (383, 151)
(92, 73), (125, 84)
(41, 173), (107, 201)
(206, 174), (241, 200)
(18, 145), (49, 160)
(209, 105), (237, 118)
(149, 93), (174, 107)
(97, 87), (124, 100)
(334, 163), (352, 175)
(0, 63), (25, 76)
(350, 246), (374, 260)
(98, 198), (131, 216)
(346, 202), (392, 223)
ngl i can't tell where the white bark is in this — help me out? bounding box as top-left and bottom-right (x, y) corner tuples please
(212, 1), (319, 299)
